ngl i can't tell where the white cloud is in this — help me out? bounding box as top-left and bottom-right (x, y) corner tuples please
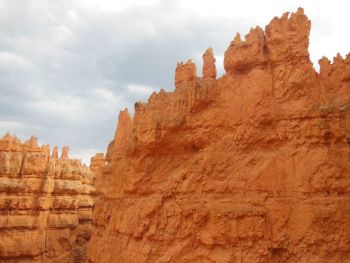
(29, 95), (86, 122)
(0, 120), (26, 131)
(127, 84), (155, 95)
(69, 147), (101, 165)
(0, 52), (36, 70)
(75, 0), (160, 13)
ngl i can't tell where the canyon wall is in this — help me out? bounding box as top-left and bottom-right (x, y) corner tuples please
(0, 134), (104, 262)
(87, 8), (350, 263)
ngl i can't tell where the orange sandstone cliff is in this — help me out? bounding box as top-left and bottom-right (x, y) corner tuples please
(86, 8), (350, 262)
(0, 134), (104, 262)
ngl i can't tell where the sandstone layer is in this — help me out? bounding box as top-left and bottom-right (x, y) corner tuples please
(0, 134), (104, 262)
(87, 8), (350, 263)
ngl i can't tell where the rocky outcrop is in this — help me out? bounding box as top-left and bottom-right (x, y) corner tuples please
(87, 8), (350, 263)
(0, 134), (101, 262)
(90, 153), (106, 175)
(202, 48), (216, 79)
(174, 60), (197, 87)
(224, 27), (267, 74)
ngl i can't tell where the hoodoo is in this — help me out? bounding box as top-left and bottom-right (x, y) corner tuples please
(86, 8), (350, 263)
(0, 134), (104, 262)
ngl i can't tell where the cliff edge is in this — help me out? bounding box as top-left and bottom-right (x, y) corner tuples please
(88, 8), (350, 263)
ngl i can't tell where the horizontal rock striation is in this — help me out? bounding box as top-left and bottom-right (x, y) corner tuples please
(0, 134), (104, 262)
(88, 8), (350, 263)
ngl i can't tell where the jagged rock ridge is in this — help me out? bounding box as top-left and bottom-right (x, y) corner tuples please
(0, 133), (105, 262)
(87, 8), (350, 262)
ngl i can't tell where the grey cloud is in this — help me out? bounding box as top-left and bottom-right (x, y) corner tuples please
(3, 0), (335, 163)
(0, 0), (250, 164)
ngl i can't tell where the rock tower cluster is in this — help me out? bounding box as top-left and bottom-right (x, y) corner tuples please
(0, 133), (104, 262)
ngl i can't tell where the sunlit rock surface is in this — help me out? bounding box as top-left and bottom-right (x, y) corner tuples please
(0, 134), (104, 262)
(87, 8), (350, 263)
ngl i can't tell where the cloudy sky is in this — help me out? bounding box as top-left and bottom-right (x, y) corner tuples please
(0, 0), (349, 164)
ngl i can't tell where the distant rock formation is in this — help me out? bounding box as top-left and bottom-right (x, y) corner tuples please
(90, 153), (106, 174)
(0, 134), (104, 262)
(87, 8), (350, 263)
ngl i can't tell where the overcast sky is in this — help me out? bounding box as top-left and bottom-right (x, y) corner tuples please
(0, 0), (349, 164)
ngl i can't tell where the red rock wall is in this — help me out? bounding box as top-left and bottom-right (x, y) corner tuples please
(87, 8), (350, 263)
(0, 134), (104, 262)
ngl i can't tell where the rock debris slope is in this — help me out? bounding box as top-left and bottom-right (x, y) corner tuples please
(84, 8), (350, 262)
(0, 134), (104, 262)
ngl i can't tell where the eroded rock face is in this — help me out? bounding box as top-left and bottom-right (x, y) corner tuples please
(203, 48), (216, 79)
(224, 27), (267, 74)
(90, 153), (106, 175)
(0, 134), (102, 262)
(88, 8), (350, 263)
(175, 60), (197, 87)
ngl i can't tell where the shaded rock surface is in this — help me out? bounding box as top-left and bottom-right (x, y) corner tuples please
(0, 134), (104, 262)
(87, 8), (350, 263)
